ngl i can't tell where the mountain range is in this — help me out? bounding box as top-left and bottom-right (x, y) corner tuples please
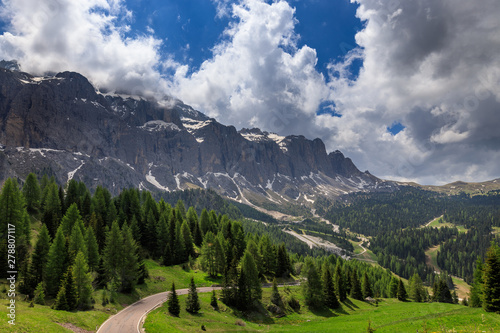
(0, 61), (398, 210)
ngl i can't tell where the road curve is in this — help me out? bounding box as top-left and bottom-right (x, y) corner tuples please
(97, 282), (300, 333)
(97, 286), (222, 333)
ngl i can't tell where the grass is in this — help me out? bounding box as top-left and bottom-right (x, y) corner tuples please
(145, 286), (500, 333)
(0, 299), (109, 332)
(427, 217), (468, 233)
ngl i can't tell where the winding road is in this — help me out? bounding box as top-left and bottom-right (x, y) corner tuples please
(97, 286), (222, 333)
(97, 282), (301, 333)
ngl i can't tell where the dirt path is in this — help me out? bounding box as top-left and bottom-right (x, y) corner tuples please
(421, 215), (444, 228)
(283, 228), (344, 255)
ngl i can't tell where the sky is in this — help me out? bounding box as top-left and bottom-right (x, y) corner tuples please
(0, 0), (499, 185)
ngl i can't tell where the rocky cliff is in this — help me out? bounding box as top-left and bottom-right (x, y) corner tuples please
(0, 63), (391, 206)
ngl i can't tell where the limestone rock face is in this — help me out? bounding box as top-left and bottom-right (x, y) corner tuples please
(0, 65), (391, 205)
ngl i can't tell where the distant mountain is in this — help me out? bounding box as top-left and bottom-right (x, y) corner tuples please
(0, 64), (393, 207)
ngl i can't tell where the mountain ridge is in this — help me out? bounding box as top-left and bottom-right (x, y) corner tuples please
(0, 63), (393, 206)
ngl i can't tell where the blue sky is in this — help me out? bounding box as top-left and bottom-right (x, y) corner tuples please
(1, 0), (499, 184)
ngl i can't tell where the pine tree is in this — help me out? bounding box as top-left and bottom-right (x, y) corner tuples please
(397, 279), (407, 301)
(361, 271), (373, 299)
(408, 273), (425, 302)
(246, 239), (263, 277)
(137, 260), (149, 285)
(210, 290), (218, 309)
(322, 263), (339, 308)
(33, 282), (45, 305)
(30, 224), (51, 286)
(181, 220), (195, 259)
(63, 267), (78, 310)
(54, 286), (69, 311)
(64, 179), (80, 213)
(199, 209), (211, 236)
(482, 243), (500, 312)
(174, 218), (186, 264)
(61, 203), (84, 237)
(270, 278), (282, 306)
(334, 261), (347, 302)
(350, 269), (363, 300)
(276, 243), (291, 278)
(469, 258), (484, 307)
(68, 223), (87, 264)
(186, 277), (201, 314)
(259, 234), (276, 275)
(119, 223), (139, 292)
(45, 226), (68, 297)
(240, 250), (262, 303)
(200, 232), (218, 277)
(167, 282), (180, 316)
(389, 276), (399, 298)
(237, 270), (251, 310)
(302, 257), (323, 307)
(73, 251), (94, 310)
(42, 182), (62, 237)
(23, 173), (41, 214)
(186, 207), (198, 238)
(103, 220), (123, 287)
(85, 227), (100, 271)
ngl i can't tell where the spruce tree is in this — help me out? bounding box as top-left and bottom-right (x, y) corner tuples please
(240, 250), (262, 303)
(482, 243), (500, 312)
(54, 286), (69, 311)
(246, 239), (263, 277)
(361, 271), (373, 299)
(397, 279), (407, 301)
(350, 269), (363, 300)
(469, 258), (484, 307)
(199, 209), (211, 236)
(119, 223), (139, 292)
(167, 282), (180, 316)
(45, 226), (68, 297)
(68, 224), (87, 264)
(210, 290), (218, 309)
(276, 243), (291, 278)
(186, 277), (201, 314)
(408, 273), (425, 302)
(334, 261), (347, 302)
(302, 257), (323, 307)
(322, 264), (339, 308)
(389, 276), (399, 298)
(30, 224), (51, 286)
(186, 207), (199, 238)
(103, 220), (123, 287)
(42, 182), (62, 237)
(61, 203), (83, 237)
(73, 251), (93, 310)
(237, 270), (251, 310)
(63, 267), (78, 310)
(200, 232), (218, 277)
(23, 173), (41, 214)
(64, 179), (80, 212)
(34, 282), (45, 305)
(270, 278), (282, 306)
(85, 227), (100, 271)
(181, 220), (195, 259)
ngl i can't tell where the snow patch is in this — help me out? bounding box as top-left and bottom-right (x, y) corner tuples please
(181, 117), (213, 132)
(67, 161), (85, 181)
(196, 137), (204, 143)
(138, 120), (180, 132)
(145, 170), (170, 192)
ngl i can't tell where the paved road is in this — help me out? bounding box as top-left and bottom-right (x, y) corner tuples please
(97, 282), (300, 333)
(97, 286), (222, 333)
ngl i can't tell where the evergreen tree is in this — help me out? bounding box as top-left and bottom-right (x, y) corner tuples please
(199, 209), (211, 236)
(63, 267), (78, 310)
(334, 261), (347, 302)
(259, 234), (276, 275)
(103, 220), (123, 287)
(175, 199), (187, 219)
(389, 276), (399, 298)
(119, 223), (139, 292)
(276, 243), (291, 278)
(29, 224), (51, 286)
(61, 203), (84, 236)
(68, 224), (87, 264)
(45, 226), (68, 297)
(72, 251), (93, 310)
(482, 243), (500, 312)
(210, 290), (218, 309)
(322, 263), (339, 308)
(54, 286), (69, 311)
(167, 282), (180, 316)
(64, 179), (80, 213)
(361, 271), (373, 299)
(350, 269), (363, 300)
(408, 273), (425, 302)
(181, 220), (195, 258)
(137, 260), (149, 285)
(302, 257), (323, 307)
(186, 207), (199, 238)
(240, 250), (262, 303)
(34, 282), (45, 305)
(85, 227), (100, 271)
(397, 279), (407, 301)
(42, 182), (62, 237)
(174, 218), (186, 264)
(200, 232), (218, 277)
(186, 277), (201, 314)
(237, 270), (251, 310)
(270, 278), (282, 306)
(23, 173), (41, 214)
(469, 258), (484, 307)
(246, 239), (263, 277)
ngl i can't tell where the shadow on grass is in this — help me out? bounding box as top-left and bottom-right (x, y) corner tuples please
(308, 305), (338, 318)
(341, 299), (359, 310)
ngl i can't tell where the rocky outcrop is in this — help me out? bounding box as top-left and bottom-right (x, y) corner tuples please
(0, 65), (391, 205)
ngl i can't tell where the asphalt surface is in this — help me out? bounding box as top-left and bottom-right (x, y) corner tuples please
(96, 286), (222, 333)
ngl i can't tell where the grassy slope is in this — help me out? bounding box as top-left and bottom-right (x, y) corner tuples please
(145, 286), (500, 333)
(427, 217), (468, 233)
